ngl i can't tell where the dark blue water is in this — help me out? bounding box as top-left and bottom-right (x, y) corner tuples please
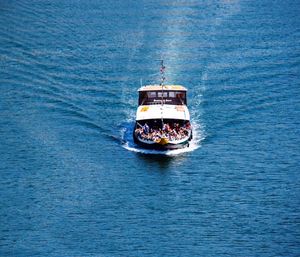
(1, 0), (300, 256)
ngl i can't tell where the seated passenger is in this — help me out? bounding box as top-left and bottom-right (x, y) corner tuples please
(185, 122), (191, 130)
(135, 128), (142, 137)
(163, 123), (171, 132)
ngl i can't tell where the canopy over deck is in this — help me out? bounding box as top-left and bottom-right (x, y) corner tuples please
(136, 104), (190, 121)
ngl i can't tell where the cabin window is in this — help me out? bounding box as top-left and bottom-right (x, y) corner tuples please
(147, 92), (156, 98)
(157, 92), (168, 98)
(169, 92), (175, 97)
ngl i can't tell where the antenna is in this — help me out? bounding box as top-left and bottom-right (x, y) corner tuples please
(160, 60), (166, 86)
(160, 60), (166, 128)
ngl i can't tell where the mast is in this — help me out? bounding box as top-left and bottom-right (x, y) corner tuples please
(160, 60), (166, 128)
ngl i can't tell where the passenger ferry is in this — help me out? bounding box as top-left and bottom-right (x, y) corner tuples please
(133, 62), (192, 150)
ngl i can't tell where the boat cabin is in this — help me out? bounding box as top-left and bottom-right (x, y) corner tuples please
(138, 85), (187, 106)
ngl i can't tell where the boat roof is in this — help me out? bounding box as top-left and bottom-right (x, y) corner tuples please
(138, 84), (187, 92)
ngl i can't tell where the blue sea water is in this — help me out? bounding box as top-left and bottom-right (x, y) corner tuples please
(1, 0), (300, 256)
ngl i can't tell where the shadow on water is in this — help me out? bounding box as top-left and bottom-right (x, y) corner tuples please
(137, 153), (174, 168)
(135, 151), (189, 170)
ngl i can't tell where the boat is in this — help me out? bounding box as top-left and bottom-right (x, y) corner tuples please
(133, 61), (192, 150)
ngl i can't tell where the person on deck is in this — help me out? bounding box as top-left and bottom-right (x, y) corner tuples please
(143, 123), (149, 134)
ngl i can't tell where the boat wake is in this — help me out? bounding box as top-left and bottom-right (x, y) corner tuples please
(120, 119), (205, 156)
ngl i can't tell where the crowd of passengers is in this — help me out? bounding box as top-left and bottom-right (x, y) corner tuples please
(135, 122), (191, 142)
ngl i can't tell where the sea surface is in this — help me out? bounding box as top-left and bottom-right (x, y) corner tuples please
(1, 0), (300, 256)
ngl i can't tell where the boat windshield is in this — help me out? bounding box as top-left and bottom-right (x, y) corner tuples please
(139, 91), (186, 105)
